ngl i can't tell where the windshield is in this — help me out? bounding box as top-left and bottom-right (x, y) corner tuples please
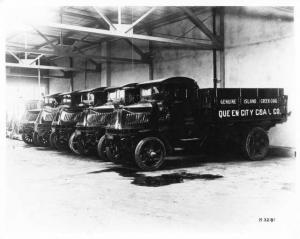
(80, 93), (94, 106)
(140, 85), (161, 101)
(107, 89), (125, 102)
(40, 110), (54, 122)
(62, 95), (71, 104)
(25, 111), (40, 121)
(44, 97), (60, 107)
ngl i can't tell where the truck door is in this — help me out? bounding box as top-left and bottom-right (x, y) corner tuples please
(171, 85), (198, 138)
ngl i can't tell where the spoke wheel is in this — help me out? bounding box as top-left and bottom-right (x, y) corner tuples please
(97, 135), (109, 161)
(50, 132), (63, 150)
(22, 133), (33, 144)
(37, 134), (50, 147)
(69, 132), (89, 155)
(135, 137), (166, 171)
(242, 127), (269, 161)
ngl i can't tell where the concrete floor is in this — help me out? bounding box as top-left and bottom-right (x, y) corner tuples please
(4, 139), (297, 238)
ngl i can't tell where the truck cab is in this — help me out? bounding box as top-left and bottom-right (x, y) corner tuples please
(33, 93), (65, 146)
(101, 77), (200, 168)
(69, 83), (140, 156)
(50, 89), (93, 149)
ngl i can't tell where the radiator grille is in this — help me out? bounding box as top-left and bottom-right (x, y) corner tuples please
(87, 111), (114, 125)
(60, 111), (82, 122)
(123, 111), (150, 127)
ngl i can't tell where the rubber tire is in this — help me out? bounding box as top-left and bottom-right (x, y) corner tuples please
(97, 135), (109, 161)
(22, 133), (33, 144)
(54, 135), (64, 150)
(37, 135), (50, 147)
(49, 132), (56, 148)
(241, 127), (269, 161)
(33, 132), (39, 146)
(69, 132), (81, 155)
(134, 137), (166, 171)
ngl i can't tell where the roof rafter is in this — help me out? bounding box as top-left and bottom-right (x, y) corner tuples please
(6, 47), (148, 64)
(34, 22), (220, 50)
(181, 7), (221, 46)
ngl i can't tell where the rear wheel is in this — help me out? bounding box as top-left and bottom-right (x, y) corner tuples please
(97, 135), (109, 161)
(241, 127), (269, 161)
(134, 137), (166, 171)
(22, 133), (33, 144)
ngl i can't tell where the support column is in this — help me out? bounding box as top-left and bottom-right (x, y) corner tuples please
(70, 57), (74, 91)
(147, 29), (154, 81)
(38, 58), (41, 96)
(84, 60), (87, 89)
(106, 41), (111, 87)
(219, 7), (225, 88)
(212, 8), (218, 94)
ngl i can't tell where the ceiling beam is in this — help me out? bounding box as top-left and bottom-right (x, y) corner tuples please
(92, 6), (117, 30)
(7, 50), (21, 62)
(181, 7), (221, 46)
(32, 26), (60, 51)
(135, 7), (209, 32)
(6, 63), (79, 71)
(34, 22), (220, 50)
(124, 7), (156, 33)
(20, 32), (95, 45)
(6, 47), (148, 64)
(63, 10), (108, 28)
(34, 19), (104, 50)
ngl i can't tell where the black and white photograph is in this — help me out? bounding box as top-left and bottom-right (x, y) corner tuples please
(0, 1), (298, 238)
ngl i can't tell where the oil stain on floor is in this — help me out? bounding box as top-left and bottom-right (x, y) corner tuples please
(88, 167), (223, 187)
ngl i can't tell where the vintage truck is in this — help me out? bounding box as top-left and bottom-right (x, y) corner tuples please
(32, 93), (64, 146)
(19, 99), (47, 144)
(20, 108), (41, 144)
(68, 86), (107, 154)
(99, 77), (288, 171)
(69, 83), (140, 156)
(49, 88), (99, 150)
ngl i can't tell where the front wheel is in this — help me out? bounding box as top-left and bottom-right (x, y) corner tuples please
(22, 133), (33, 144)
(97, 135), (109, 161)
(134, 137), (166, 171)
(37, 134), (50, 147)
(50, 132), (63, 150)
(69, 132), (89, 155)
(241, 127), (269, 161)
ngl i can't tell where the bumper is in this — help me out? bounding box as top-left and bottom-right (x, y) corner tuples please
(22, 125), (34, 135)
(105, 131), (139, 151)
(36, 124), (51, 137)
(52, 125), (75, 138)
(74, 127), (105, 143)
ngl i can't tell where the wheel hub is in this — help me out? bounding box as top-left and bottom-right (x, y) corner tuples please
(149, 150), (157, 158)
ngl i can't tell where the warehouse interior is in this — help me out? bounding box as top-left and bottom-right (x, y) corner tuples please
(4, 5), (296, 237)
(6, 6), (295, 146)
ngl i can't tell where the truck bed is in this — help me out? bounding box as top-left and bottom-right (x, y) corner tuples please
(199, 88), (288, 124)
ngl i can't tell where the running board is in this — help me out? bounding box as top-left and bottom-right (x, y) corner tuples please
(179, 138), (200, 142)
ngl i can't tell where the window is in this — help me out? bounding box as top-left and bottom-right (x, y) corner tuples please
(108, 91), (117, 101)
(174, 88), (187, 100)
